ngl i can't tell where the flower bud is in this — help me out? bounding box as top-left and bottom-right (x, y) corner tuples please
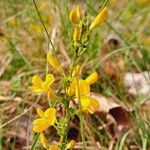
(69, 9), (78, 24)
(90, 7), (108, 30)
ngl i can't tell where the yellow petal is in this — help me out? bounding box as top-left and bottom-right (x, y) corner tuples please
(46, 74), (55, 83)
(72, 65), (80, 77)
(33, 125), (47, 133)
(69, 9), (78, 24)
(90, 7), (108, 30)
(80, 96), (91, 112)
(66, 140), (76, 149)
(81, 96), (100, 113)
(48, 88), (59, 100)
(33, 118), (50, 132)
(42, 81), (51, 92)
(29, 86), (43, 93)
(49, 145), (60, 150)
(37, 108), (44, 117)
(88, 96), (100, 109)
(44, 108), (56, 125)
(40, 132), (48, 149)
(76, 5), (81, 19)
(75, 80), (90, 98)
(67, 77), (77, 96)
(32, 75), (43, 88)
(85, 72), (99, 85)
(67, 87), (73, 96)
(47, 52), (64, 73)
(73, 28), (79, 41)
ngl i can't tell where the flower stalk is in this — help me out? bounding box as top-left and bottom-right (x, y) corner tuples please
(30, 2), (108, 150)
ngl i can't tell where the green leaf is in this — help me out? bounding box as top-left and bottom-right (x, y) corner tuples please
(31, 133), (40, 150)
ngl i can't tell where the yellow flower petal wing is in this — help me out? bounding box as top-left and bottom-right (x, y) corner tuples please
(80, 96), (100, 113)
(76, 5), (81, 19)
(48, 88), (59, 100)
(40, 132), (48, 149)
(47, 52), (64, 73)
(67, 77), (77, 96)
(44, 108), (56, 125)
(32, 75), (43, 88)
(29, 86), (43, 93)
(33, 118), (50, 132)
(87, 96), (100, 109)
(75, 80), (90, 98)
(42, 74), (55, 92)
(80, 96), (91, 113)
(85, 72), (99, 85)
(37, 108), (44, 117)
(46, 74), (55, 83)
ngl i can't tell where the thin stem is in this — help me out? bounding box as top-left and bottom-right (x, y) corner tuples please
(76, 77), (86, 150)
(60, 111), (70, 150)
(32, 0), (57, 57)
(101, 0), (109, 10)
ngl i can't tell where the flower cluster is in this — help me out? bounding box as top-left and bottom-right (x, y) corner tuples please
(67, 71), (100, 113)
(30, 4), (108, 150)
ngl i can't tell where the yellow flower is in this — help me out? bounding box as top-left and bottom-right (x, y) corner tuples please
(75, 79), (100, 113)
(29, 74), (58, 100)
(33, 108), (56, 132)
(67, 77), (77, 96)
(69, 5), (81, 24)
(68, 72), (100, 113)
(89, 7), (108, 30)
(73, 28), (80, 42)
(40, 132), (48, 149)
(75, 79), (90, 98)
(72, 65), (81, 77)
(49, 145), (60, 150)
(66, 140), (76, 149)
(47, 52), (64, 74)
(76, 5), (81, 19)
(67, 65), (81, 96)
(69, 9), (79, 24)
(80, 96), (100, 113)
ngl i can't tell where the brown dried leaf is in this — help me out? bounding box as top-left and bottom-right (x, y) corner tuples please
(89, 92), (131, 131)
(124, 71), (150, 97)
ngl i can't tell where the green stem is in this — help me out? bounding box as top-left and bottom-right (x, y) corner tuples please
(101, 0), (109, 10)
(60, 112), (70, 150)
(32, 0), (59, 60)
(79, 112), (86, 150)
(76, 77), (86, 150)
(70, 52), (78, 75)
